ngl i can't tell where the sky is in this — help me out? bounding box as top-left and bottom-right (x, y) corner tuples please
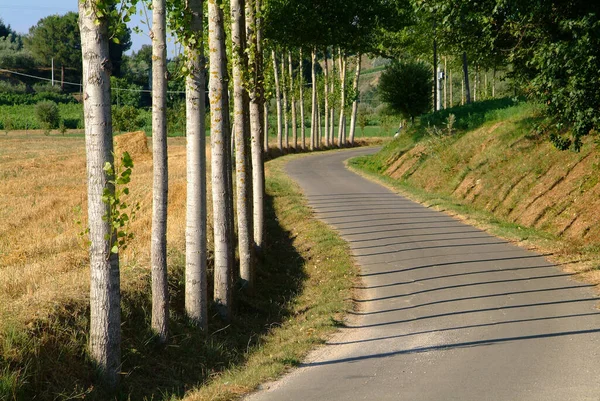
(0, 0), (155, 53)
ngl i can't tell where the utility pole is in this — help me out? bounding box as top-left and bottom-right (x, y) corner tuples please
(51, 57), (54, 86)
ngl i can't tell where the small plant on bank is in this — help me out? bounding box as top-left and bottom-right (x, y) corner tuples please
(446, 113), (456, 136)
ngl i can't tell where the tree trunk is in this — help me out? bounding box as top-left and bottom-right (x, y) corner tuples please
(450, 69), (453, 107)
(208, 0), (233, 320)
(433, 38), (437, 111)
(263, 101), (269, 152)
(462, 52), (471, 104)
(474, 65), (478, 102)
(281, 55), (289, 150)
(151, 0), (169, 343)
(272, 50), (283, 152)
(230, 0), (253, 287)
(299, 48), (305, 150)
(247, 0), (265, 254)
(231, 0), (254, 291)
(348, 53), (361, 146)
(316, 89), (321, 146)
(310, 48), (317, 151)
(492, 66), (496, 98)
(330, 56), (335, 145)
(461, 74), (464, 105)
(61, 64), (65, 90)
(289, 51), (297, 150)
(337, 49), (346, 147)
(79, 0), (121, 389)
(184, 0), (208, 329)
(323, 49), (330, 147)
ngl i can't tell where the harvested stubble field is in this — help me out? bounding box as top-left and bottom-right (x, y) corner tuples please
(0, 132), (194, 328)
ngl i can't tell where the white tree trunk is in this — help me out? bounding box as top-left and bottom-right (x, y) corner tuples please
(310, 48), (317, 150)
(299, 48), (306, 150)
(272, 50), (283, 151)
(317, 91), (322, 146)
(151, 0), (169, 343)
(348, 53), (361, 146)
(330, 55), (336, 145)
(209, 0), (233, 319)
(474, 65), (478, 102)
(263, 101), (269, 152)
(289, 51), (297, 150)
(79, 0), (120, 389)
(184, 0), (208, 329)
(337, 49), (347, 147)
(281, 56), (289, 150)
(484, 70), (488, 99)
(323, 50), (330, 147)
(450, 69), (453, 106)
(492, 67), (496, 98)
(231, 0), (254, 290)
(247, 0), (265, 253)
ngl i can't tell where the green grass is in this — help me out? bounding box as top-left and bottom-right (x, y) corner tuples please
(0, 153), (357, 401)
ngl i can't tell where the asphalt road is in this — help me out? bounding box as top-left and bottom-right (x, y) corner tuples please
(247, 147), (600, 401)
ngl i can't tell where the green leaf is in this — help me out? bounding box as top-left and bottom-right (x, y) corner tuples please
(122, 151), (133, 168)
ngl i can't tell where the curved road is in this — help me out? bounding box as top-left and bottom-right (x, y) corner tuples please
(247, 147), (600, 401)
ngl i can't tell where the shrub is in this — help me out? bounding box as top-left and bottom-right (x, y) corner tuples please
(32, 83), (62, 94)
(379, 60), (432, 123)
(35, 101), (60, 130)
(0, 81), (26, 94)
(112, 105), (144, 132)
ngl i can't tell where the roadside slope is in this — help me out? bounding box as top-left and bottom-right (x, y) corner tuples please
(352, 102), (600, 283)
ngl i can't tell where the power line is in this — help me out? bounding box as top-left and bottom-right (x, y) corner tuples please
(0, 68), (185, 94)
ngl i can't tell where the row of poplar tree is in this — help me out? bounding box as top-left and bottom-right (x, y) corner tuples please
(78, 0), (405, 390)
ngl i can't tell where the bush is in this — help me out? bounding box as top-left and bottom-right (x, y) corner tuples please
(379, 60), (432, 122)
(35, 101), (60, 130)
(32, 83), (62, 94)
(112, 105), (144, 132)
(0, 81), (26, 94)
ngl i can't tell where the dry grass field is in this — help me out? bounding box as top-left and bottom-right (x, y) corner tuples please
(0, 132), (365, 400)
(0, 132), (194, 329)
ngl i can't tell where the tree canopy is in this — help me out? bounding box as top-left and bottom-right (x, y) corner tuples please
(24, 11), (131, 76)
(379, 59), (432, 122)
